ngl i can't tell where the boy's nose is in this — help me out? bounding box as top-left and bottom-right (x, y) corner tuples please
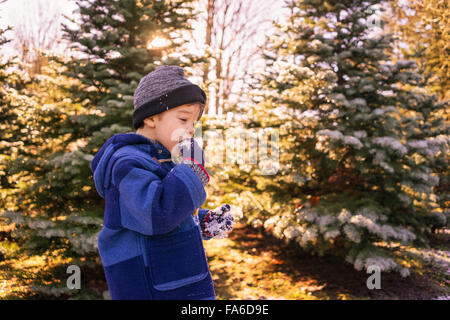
(187, 126), (195, 136)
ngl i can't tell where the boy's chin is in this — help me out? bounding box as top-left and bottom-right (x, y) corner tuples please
(165, 141), (178, 154)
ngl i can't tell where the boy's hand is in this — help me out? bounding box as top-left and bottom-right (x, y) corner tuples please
(201, 204), (235, 239)
(177, 138), (206, 166)
(172, 138), (209, 186)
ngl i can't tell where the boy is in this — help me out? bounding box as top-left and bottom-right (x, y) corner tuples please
(91, 65), (234, 300)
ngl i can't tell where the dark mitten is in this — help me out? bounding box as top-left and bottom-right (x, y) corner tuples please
(174, 138), (209, 186)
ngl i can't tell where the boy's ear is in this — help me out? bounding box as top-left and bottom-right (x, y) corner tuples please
(143, 116), (156, 128)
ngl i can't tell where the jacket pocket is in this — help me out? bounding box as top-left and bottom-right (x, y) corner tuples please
(145, 227), (209, 291)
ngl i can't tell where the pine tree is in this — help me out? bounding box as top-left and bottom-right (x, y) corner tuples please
(243, 0), (448, 276)
(388, 0), (450, 101)
(0, 25), (17, 210)
(0, 25), (38, 214)
(3, 57), (98, 258)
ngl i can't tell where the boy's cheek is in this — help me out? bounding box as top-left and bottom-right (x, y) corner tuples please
(170, 128), (191, 144)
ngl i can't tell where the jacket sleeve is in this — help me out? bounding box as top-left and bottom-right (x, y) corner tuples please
(112, 158), (207, 235)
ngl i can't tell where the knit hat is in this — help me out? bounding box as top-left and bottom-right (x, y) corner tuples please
(132, 65), (207, 129)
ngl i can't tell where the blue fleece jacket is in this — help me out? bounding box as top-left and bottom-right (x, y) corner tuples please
(91, 132), (215, 300)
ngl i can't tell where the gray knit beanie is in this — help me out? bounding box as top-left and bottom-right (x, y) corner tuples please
(132, 65), (206, 129)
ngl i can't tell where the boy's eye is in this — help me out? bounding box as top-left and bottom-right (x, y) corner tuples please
(179, 118), (187, 122)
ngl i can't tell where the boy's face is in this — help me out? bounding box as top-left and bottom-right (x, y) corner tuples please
(144, 103), (201, 154)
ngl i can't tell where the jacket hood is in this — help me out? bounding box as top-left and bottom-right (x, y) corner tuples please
(91, 132), (171, 198)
